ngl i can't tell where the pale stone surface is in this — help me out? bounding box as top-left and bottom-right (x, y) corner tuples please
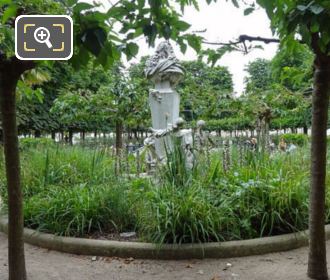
(145, 41), (184, 87)
(145, 41), (185, 161)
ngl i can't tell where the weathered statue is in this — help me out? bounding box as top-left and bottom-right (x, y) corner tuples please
(143, 118), (194, 168)
(194, 120), (215, 152)
(145, 41), (185, 87)
(144, 41), (185, 161)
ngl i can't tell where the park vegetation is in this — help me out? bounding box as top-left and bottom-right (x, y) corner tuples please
(1, 1), (330, 280)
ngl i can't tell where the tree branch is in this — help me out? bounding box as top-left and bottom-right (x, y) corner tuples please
(203, 34), (280, 46)
(10, 57), (36, 76)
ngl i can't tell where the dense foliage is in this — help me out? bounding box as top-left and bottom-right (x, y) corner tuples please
(1, 140), (329, 244)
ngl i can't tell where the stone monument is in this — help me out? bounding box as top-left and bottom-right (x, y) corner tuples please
(144, 41), (185, 161)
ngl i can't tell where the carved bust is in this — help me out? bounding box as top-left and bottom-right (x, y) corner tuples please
(145, 41), (184, 87)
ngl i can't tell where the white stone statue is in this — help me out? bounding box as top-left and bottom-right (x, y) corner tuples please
(194, 120), (215, 152)
(145, 41), (185, 87)
(145, 41), (185, 160)
(143, 118), (194, 168)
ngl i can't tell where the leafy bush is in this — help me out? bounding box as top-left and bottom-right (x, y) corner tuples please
(19, 137), (55, 150)
(273, 133), (308, 146)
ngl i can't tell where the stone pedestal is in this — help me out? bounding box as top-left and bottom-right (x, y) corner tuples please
(149, 85), (180, 159)
(144, 41), (184, 161)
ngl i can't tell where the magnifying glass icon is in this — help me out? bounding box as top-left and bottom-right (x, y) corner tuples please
(34, 27), (53, 49)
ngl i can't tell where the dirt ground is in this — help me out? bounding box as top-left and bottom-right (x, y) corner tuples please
(0, 233), (329, 280)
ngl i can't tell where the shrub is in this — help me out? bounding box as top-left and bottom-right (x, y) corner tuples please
(19, 137), (55, 150)
(273, 133), (308, 146)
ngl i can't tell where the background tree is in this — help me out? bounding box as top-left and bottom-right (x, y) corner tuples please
(178, 60), (234, 122)
(244, 58), (273, 93)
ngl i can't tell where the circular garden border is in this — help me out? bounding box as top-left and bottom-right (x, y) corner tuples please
(1, 216), (330, 259)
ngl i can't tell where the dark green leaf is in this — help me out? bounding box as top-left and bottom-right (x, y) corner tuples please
(244, 7), (254, 16)
(81, 28), (107, 57)
(126, 42), (139, 59)
(231, 0), (239, 8)
(73, 2), (94, 13)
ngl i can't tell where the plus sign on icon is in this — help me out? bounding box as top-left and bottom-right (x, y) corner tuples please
(15, 15), (73, 60)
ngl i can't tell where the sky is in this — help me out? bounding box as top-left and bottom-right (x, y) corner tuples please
(94, 0), (279, 95)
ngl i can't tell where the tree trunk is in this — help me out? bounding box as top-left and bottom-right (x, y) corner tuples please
(0, 130), (4, 143)
(68, 130), (73, 145)
(133, 129), (138, 140)
(34, 130), (41, 138)
(51, 131), (56, 140)
(115, 120), (123, 154)
(0, 72), (27, 280)
(307, 57), (330, 280)
(304, 126), (308, 135)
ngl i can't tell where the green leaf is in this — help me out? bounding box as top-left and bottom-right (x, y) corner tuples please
(73, 2), (94, 13)
(309, 5), (324, 15)
(126, 42), (139, 59)
(81, 27), (107, 57)
(185, 34), (201, 53)
(107, 7), (127, 18)
(297, 5), (308, 12)
(177, 38), (187, 54)
(143, 24), (157, 46)
(2, 4), (17, 24)
(70, 46), (90, 69)
(176, 20), (191, 32)
(231, 0), (239, 8)
(67, 0), (78, 7)
(244, 7), (254, 16)
(310, 21), (319, 33)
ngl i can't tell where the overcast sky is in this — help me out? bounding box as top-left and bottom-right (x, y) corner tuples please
(95, 0), (279, 94)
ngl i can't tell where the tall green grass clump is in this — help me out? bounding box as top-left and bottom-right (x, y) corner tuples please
(0, 140), (325, 244)
(137, 183), (234, 244)
(24, 181), (140, 236)
(17, 145), (116, 198)
(138, 143), (312, 243)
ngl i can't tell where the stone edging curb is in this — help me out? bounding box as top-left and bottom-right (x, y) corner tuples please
(1, 216), (329, 260)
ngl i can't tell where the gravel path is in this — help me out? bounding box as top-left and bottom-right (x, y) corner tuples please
(0, 232), (329, 280)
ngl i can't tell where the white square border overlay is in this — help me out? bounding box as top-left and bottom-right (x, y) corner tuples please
(15, 15), (73, 61)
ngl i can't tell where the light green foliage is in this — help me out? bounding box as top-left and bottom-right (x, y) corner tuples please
(178, 60), (234, 121)
(128, 57), (152, 129)
(19, 137), (55, 150)
(0, 0), (63, 56)
(255, 0), (330, 54)
(272, 133), (309, 146)
(271, 44), (314, 91)
(244, 58), (272, 93)
(48, 62), (149, 135)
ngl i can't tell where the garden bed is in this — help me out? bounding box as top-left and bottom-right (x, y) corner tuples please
(1, 215), (329, 259)
(1, 142), (329, 245)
